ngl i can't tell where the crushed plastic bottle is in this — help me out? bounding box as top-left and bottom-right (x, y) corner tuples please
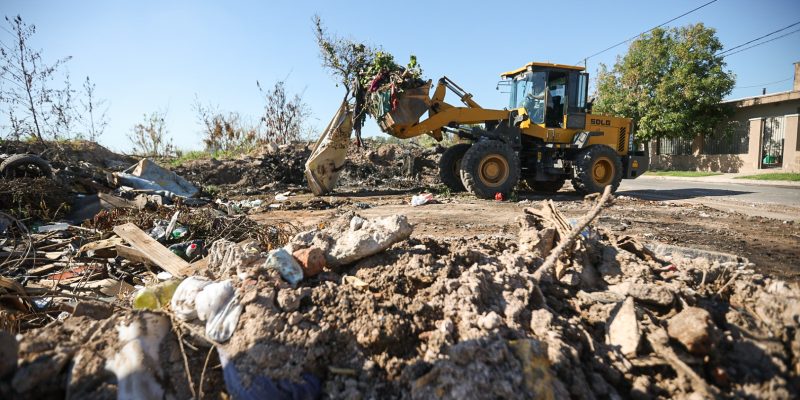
(132, 279), (181, 310)
(35, 222), (69, 233)
(568, 218), (599, 241)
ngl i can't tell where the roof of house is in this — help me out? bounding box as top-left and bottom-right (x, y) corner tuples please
(724, 90), (800, 107)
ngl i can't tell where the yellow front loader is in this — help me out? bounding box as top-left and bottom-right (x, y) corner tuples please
(305, 62), (649, 198)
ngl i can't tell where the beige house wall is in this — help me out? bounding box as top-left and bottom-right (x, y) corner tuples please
(650, 98), (800, 173)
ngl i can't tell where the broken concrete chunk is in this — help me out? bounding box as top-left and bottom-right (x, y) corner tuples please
(290, 214), (413, 267)
(606, 297), (640, 357)
(667, 307), (717, 356)
(608, 282), (674, 306)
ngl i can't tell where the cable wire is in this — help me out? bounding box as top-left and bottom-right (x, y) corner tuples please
(577, 0), (718, 64)
(723, 27), (800, 58)
(735, 77), (792, 89)
(718, 20), (800, 56)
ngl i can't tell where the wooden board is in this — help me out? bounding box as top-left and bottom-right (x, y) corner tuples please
(115, 245), (152, 265)
(113, 223), (189, 277)
(79, 237), (125, 256)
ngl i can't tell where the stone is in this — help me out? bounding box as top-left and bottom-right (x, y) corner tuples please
(667, 307), (717, 356)
(292, 247), (326, 277)
(606, 297), (640, 357)
(608, 282), (674, 306)
(479, 311), (502, 330)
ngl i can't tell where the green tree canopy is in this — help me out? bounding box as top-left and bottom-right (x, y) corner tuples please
(594, 23), (735, 142)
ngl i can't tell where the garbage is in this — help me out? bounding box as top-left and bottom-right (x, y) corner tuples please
(105, 313), (170, 400)
(169, 239), (205, 261)
(410, 193), (434, 206)
(170, 276), (211, 320)
(34, 222), (69, 233)
(217, 348), (321, 400)
(132, 279), (180, 310)
(265, 248), (304, 285)
(194, 280), (242, 342)
(114, 158), (199, 198)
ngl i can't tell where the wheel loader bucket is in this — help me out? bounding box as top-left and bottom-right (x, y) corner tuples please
(371, 82), (431, 137)
(304, 100), (353, 195)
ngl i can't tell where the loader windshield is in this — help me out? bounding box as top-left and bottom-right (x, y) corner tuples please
(511, 72), (546, 124)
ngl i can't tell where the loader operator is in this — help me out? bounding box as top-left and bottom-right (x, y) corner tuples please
(521, 72), (549, 125)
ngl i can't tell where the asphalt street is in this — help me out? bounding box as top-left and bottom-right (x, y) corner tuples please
(618, 176), (800, 220)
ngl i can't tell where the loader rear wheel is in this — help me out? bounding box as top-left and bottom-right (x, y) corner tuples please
(525, 178), (566, 193)
(460, 140), (519, 199)
(438, 143), (471, 192)
(571, 145), (622, 195)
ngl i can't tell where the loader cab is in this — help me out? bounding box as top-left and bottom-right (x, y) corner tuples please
(503, 62), (589, 130)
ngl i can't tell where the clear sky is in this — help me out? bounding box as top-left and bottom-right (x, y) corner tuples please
(2, 0), (799, 152)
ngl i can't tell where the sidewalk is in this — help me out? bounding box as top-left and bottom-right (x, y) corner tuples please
(640, 172), (800, 187)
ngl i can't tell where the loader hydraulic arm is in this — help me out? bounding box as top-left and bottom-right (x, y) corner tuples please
(389, 77), (508, 140)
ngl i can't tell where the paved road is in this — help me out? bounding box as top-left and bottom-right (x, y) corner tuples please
(618, 176), (800, 220)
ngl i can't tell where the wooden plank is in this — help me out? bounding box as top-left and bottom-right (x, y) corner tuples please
(79, 237), (125, 256)
(115, 245), (152, 265)
(113, 223), (189, 277)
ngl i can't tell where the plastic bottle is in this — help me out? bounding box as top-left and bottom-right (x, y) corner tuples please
(133, 279), (181, 310)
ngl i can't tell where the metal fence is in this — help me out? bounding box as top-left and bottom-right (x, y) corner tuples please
(656, 137), (693, 155)
(703, 126), (749, 155)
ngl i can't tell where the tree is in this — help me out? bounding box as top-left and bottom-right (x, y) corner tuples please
(257, 80), (310, 145)
(0, 15), (71, 142)
(128, 110), (173, 157)
(594, 23), (735, 142)
(79, 76), (108, 141)
(312, 15), (375, 94)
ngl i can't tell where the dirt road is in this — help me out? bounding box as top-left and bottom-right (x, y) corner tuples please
(252, 180), (800, 281)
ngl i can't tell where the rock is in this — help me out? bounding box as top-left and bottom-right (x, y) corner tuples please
(606, 297), (640, 357)
(667, 307), (717, 356)
(577, 290), (626, 304)
(479, 311), (502, 330)
(292, 247), (326, 277)
(71, 300), (114, 320)
(608, 282), (674, 306)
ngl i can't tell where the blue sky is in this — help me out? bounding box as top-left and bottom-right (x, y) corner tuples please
(2, 0), (799, 152)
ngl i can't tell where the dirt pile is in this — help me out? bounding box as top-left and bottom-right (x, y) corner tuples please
(0, 194), (800, 399)
(171, 140), (441, 195)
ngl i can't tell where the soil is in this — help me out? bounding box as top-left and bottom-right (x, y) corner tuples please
(252, 191), (800, 282)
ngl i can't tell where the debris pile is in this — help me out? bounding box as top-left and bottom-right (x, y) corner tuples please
(2, 188), (797, 399)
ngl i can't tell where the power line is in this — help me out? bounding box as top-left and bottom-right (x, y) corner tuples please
(718, 20), (800, 56)
(723, 27), (800, 58)
(735, 77), (791, 89)
(577, 0), (718, 64)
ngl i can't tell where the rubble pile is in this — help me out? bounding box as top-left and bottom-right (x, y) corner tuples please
(2, 188), (797, 399)
(171, 140), (441, 194)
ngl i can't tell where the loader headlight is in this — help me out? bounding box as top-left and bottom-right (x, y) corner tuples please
(632, 160), (639, 169)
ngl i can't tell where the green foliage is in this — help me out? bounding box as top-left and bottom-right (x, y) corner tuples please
(594, 24), (735, 141)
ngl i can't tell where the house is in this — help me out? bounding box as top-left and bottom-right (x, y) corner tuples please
(650, 62), (800, 173)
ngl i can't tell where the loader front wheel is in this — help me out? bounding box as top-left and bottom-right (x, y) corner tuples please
(460, 140), (519, 199)
(571, 145), (622, 195)
(438, 143), (471, 192)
